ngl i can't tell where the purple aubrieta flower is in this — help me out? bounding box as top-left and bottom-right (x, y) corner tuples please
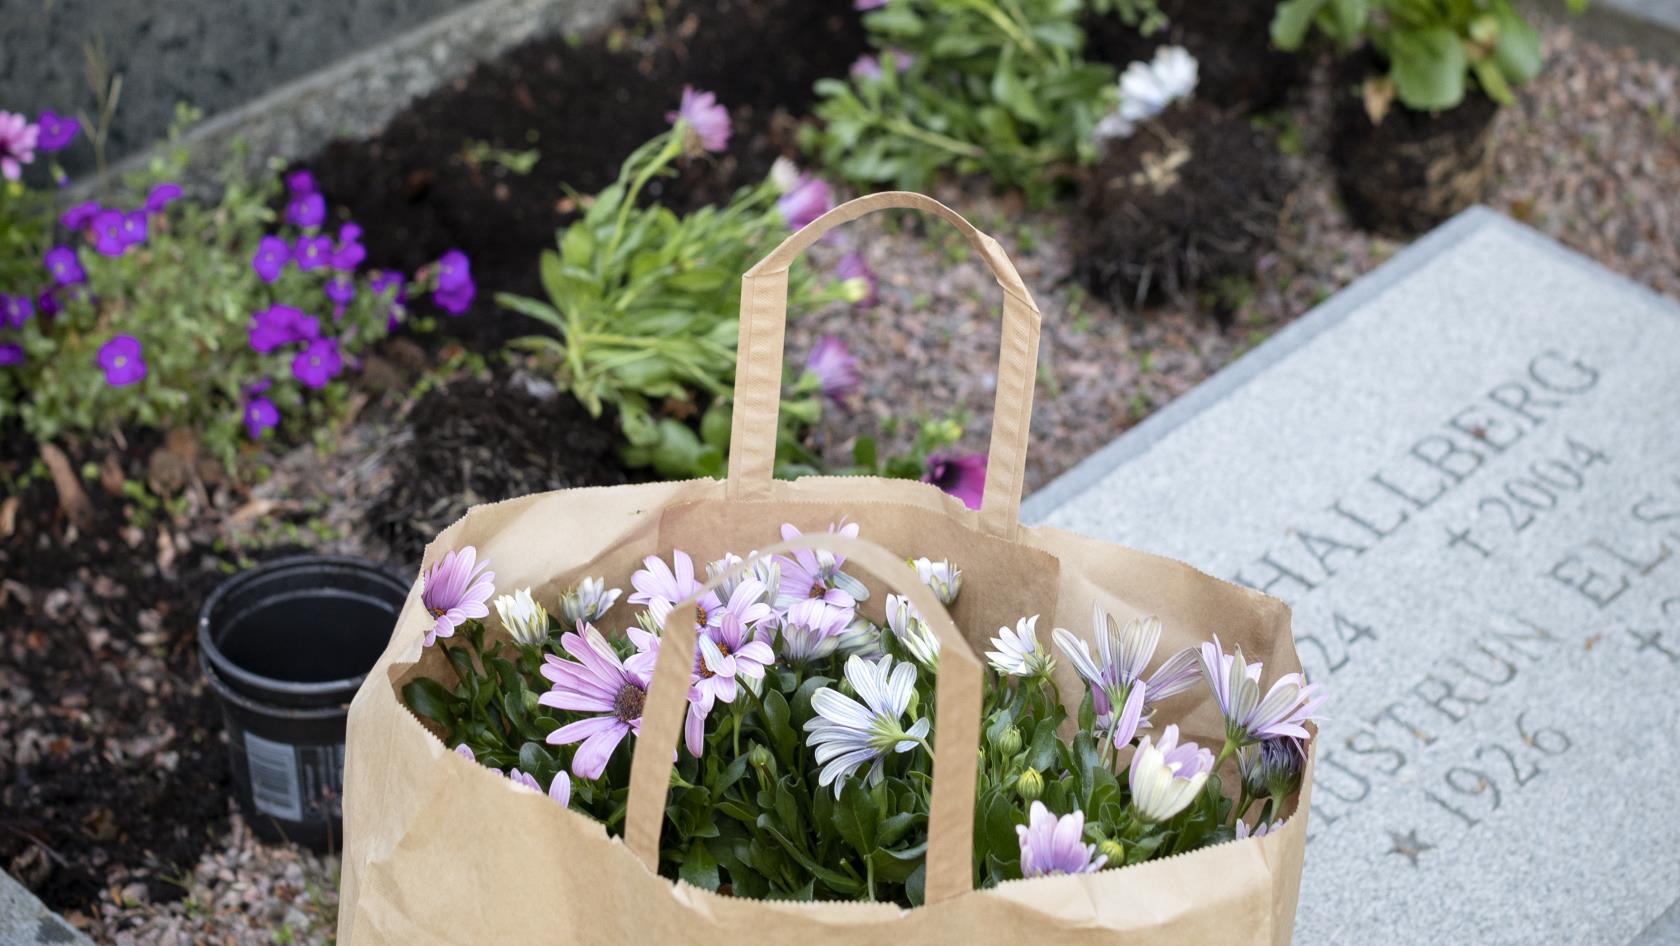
(923, 451), (987, 510)
(243, 395), (280, 440)
(291, 337), (342, 389)
(1199, 635), (1325, 749)
(96, 335), (146, 387)
(539, 625), (652, 780)
(119, 211), (148, 248)
(1016, 801), (1107, 878)
(370, 269), (408, 329)
(44, 246), (84, 287)
(248, 303), (319, 353)
(35, 111), (79, 152)
(285, 169), (316, 195)
(432, 249), (474, 315)
(776, 174), (833, 230)
(61, 201), (100, 231)
(286, 191), (325, 229)
(144, 182), (182, 214)
(330, 223), (365, 272)
(90, 210), (128, 257)
(804, 335), (859, 401)
(418, 546), (496, 647)
(1, 294), (33, 329)
(294, 235), (331, 271)
(0, 112), (38, 181)
(325, 273), (355, 308)
(36, 290), (60, 319)
(849, 49), (914, 81)
(667, 86), (731, 154)
(252, 235), (289, 283)
(0, 343), (22, 366)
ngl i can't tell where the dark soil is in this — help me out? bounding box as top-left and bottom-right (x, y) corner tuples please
(1328, 49), (1501, 236)
(305, 0), (870, 353)
(1074, 100), (1289, 314)
(1084, 0), (1306, 114)
(367, 371), (638, 563)
(0, 431), (235, 909)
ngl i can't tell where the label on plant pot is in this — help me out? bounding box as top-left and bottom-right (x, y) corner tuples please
(243, 731), (346, 823)
(1024, 210), (1680, 946)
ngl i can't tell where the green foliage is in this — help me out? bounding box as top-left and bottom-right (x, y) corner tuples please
(1270, 0), (1582, 111)
(0, 111), (421, 472)
(804, 0), (1118, 203)
(498, 130), (840, 478)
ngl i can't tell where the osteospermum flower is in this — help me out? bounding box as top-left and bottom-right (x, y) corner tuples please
(835, 617), (884, 659)
(1199, 635), (1324, 750)
(540, 626), (653, 779)
(419, 546), (495, 646)
(692, 593), (776, 709)
(834, 252), (878, 306)
(1095, 45), (1198, 143)
(1053, 608), (1200, 748)
(1235, 818), (1284, 840)
(803, 654), (929, 796)
(454, 743), (474, 761)
(494, 587), (551, 647)
(44, 246), (84, 286)
(923, 452), (986, 510)
(34, 111), (78, 152)
(885, 594), (939, 671)
(558, 576), (622, 627)
(777, 174), (833, 230)
(291, 337), (342, 389)
(987, 616), (1054, 678)
(775, 522), (869, 613)
(96, 335), (146, 387)
(1016, 801), (1107, 877)
(1128, 724), (1213, 822)
(911, 558), (962, 605)
(776, 597), (849, 663)
(630, 549), (717, 619)
(0, 112), (38, 180)
(667, 85), (731, 154)
(804, 335), (859, 401)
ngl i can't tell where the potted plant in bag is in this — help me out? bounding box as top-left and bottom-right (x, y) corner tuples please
(1271, 0), (1586, 236)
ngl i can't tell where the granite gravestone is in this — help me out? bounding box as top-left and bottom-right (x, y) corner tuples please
(1024, 208), (1680, 946)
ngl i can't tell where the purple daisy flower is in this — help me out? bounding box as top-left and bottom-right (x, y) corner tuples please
(418, 546), (496, 647)
(119, 211), (148, 248)
(35, 111), (79, 152)
(90, 210), (128, 257)
(1051, 608), (1200, 749)
(539, 626), (652, 779)
(44, 246), (84, 286)
(629, 549), (721, 624)
(96, 335), (146, 386)
(243, 395), (280, 440)
(804, 335), (859, 401)
(1, 294), (33, 329)
(923, 451), (986, 510)
(1016, 801), (1107, 877)
(690, 581), (777, 708)
(252, 235), (289, 283)
(774, 521), (868, 613)
(286, 191), (325, 229)
(803, 654), (929, 796)
(454, 743), (475, 761)
(290, 337), (342, 389)
(0, 112), (38, 181)
(61, 201), (100, 231)
(248, 304), (318, 353)
(776, 174), (833, 230)
(294, 235), (331, 271)
(667, 86), (731, 154)
(1128, 724), (1214, 822)
(330, 223), (365, 272)
(144, 182), (182, 214)
(0, 343), (23, 366)
(1199, 635), (1325, 750)
(775, 598), (850, 664)
(834, 251), (878, 306)
(285, 169), (316, 195)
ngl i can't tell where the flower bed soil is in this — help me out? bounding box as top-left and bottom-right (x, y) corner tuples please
(305, 0), (869, 350)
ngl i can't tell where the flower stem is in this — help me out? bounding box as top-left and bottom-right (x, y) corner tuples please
(603, 131), (682, 264)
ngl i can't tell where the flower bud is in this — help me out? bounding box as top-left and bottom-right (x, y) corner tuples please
(994, 726), (1023, 757)
(1098, 839), (1125, 865)
(749, 744), (773, 770)
(1016, 767), (1044, 801)
(1261, 737), (1304, 800)
(493, 588), (550, 648)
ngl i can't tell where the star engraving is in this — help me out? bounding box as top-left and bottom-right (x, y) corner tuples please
(1386, 828), (1433, 867)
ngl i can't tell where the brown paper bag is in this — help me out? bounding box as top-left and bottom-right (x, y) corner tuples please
(336, 191), (1313, 945)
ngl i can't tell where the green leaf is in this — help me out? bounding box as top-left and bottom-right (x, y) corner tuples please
(761, 689), (797, 764)
(832, 781), (881, 855)
(1471, 57), (1515, 105)
(1270, 0), (1331, 50)
(559, 225), (595, 269)
(1491, 3), (1542, 84)
(678, 840), (721, 891)
(1388, 27), (1467, 111)
(402, 678), (459, 728)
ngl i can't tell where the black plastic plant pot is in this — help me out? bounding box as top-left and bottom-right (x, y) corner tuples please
(198, 555), (409, 851)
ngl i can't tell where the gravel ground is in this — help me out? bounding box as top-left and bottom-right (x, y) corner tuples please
(788, 20), (1679, 491)
(37, 17), (1680, 945)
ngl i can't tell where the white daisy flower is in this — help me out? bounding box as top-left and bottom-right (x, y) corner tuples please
(802, 654), (930, 796)
(986, 615), (1054, 677)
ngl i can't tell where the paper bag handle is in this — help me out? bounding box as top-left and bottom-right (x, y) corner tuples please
(725, 191), (1042, 540)
(626, 531), (983, 905)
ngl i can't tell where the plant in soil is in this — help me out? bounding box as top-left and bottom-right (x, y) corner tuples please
(804, 0), (1119, 203)
(402, 523), (1323, 904)
(0, 107), (474, 472)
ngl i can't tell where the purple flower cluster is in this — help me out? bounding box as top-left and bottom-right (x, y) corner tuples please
(0, 107), (78, 182)
(246, 303), (342, 392)
(59, 181), (180, 260)
(0, 292), (33, 366)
